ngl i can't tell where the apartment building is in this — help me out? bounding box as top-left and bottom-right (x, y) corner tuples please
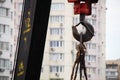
(106, 59), (120, 80)
(0, 0), (14, 80)
(13, 0), (106, 80)
(11, 0), (23, 79)
(14, 0), (23, 49)
(40, 0), (106, 80)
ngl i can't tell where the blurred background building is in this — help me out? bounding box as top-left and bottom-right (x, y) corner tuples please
(8, 0), (106, 80)
(40, 0), (106, 80)
(14, 0), (23, 50)
(11, 0), (24, 80)
(0, 0), (14, 80)
(106, 59), (120, 80)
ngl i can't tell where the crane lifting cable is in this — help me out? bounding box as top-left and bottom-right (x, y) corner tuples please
(67, 0), (98, 80)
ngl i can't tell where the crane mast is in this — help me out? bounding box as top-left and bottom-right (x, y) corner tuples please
(13, 0), (51, 80)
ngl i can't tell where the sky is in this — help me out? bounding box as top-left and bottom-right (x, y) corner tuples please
(106, 0), (120, 60)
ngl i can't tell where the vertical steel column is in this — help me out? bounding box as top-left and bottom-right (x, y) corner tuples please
(13, 0), (51, 80)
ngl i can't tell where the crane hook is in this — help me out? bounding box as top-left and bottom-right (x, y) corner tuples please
(72, 14), (94, 42)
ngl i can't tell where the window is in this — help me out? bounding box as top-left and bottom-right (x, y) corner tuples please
(0, 59), (9, 69)
(0, 42), (9, 51)
(92, 19), (96, 26)
(51, 3), (65, 10)
(0, 7), (9, 17)
(50, 53), (64, 61)
(73, 17), (79, 25)
(9, 61), (12, 70)
(50, 15), (64, 23)
(50, 41), (64, 47)
(5, 60), (9, 69)
(110, 71), (118, 76)
(50, 65), (64, 73)
(50, 28), (64, 35)
(92, 43), (96, 49)
(87, 67), (96, 74)
(86, 43), (96, 49)
(0, 24), (10, 34)
(0, 76), (9, 80)
(11, 12), (14, 20)
(106, 64), (118, 69)
(19, 3), (23, 12)
(85, 55), (96, 62)
(92, 7), (97, 15)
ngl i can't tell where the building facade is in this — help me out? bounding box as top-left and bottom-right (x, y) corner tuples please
(13, 0), (106, 80)
(41, 0), (106, 80)
(106, 59), (120, 80)
(14, 0), (23, 49)
(0, 0), (14, 80)
(11, 0), (23, 79)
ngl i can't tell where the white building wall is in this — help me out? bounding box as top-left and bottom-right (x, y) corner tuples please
(97, 0), (106, 80)
(41, 0), (106, 80)
(0, 0), (14, 80)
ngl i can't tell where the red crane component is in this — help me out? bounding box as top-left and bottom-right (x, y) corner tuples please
(68, 0), (98, 15)
(74, 2), (91, 15)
